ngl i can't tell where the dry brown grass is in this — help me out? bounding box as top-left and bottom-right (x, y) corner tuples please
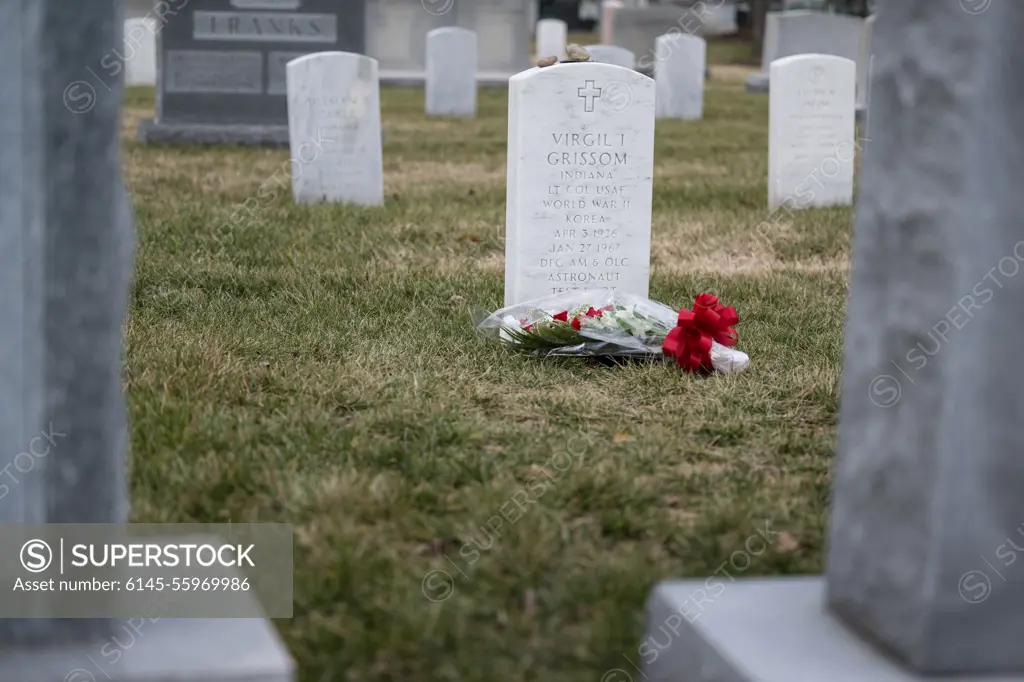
(121, 43), (846, 681)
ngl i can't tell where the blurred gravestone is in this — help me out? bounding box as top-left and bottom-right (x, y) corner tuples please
(0, 2), (295, 679)
(287, 52), (384, 205)
(366, 0), (529, 86)
(599, 0), (624, 43)
(654, 33), (705, 120)
(426, 27), (477, 117)
(856, 14), (875, 119)
(139, 0), (365, 146)
(768, 54), (856, 210)
(645, 3), (1024, 680)
(535, 18), (568, 61)
(746, 11), (863, 93)
(587, 44), (636, 69)
(616, 3), (735, 75)
(123, 17), (157, 85)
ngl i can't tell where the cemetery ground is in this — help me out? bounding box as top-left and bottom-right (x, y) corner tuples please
(121, 56), (847, 681)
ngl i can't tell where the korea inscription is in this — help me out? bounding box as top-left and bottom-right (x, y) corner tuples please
(542, 131), (633, 292)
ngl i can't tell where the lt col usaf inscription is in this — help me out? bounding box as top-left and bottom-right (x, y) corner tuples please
(542, 131), (633, 293)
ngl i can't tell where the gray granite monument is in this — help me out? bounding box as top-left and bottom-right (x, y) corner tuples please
(613, 2), (734, 76)
(122, 0), (156, 20)
(745, 11), (863, 94)
(644, 3), (1024, 680)
(139, 0), (365, 146)
(0, 2), (294, 679)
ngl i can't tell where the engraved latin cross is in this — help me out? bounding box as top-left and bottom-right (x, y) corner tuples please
(577, 80), (602, 112)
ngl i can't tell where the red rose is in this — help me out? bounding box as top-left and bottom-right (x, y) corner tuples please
(694, 293), (719, 309)
(552, 311), (569, 322)
(585, 307), (603, 318)
(571, 317), (582, 330)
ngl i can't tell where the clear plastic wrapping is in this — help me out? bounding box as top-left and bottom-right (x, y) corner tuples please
(475, 289), (750, 374)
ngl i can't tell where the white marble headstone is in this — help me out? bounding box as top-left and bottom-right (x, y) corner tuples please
(504, 62), (656, 306)
(123, 17), (157, 86)
(654, 33), (705, 120)
(761, 11), (783, 67)
(768, 54), (856, 210)
(426, 27), (477, 117)
(286, 52), (384, 206)
(587, 44), (636, 70)
(535, 18), (567, 61)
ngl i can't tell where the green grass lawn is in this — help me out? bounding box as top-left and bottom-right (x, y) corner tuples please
(122, 50), (845, 681)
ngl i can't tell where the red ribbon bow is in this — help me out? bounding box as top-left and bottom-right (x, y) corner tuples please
(662, 293), (739, 373)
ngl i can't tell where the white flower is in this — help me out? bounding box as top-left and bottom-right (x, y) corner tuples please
(501, 315), (522, 332)
(710, 342), (751, 374)
(610, 306), (653, 336)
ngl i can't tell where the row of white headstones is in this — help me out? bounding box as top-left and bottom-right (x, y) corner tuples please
(285, 50), (857, 307)
(120, 18), (707, 122)
(426, 27), (707, 121)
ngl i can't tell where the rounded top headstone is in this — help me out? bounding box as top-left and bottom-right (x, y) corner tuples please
(427, 26), (476, 39)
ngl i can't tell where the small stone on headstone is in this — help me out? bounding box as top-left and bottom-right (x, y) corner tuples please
(566, 43), (591, 62)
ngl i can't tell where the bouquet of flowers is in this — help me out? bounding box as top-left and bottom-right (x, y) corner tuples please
(476, 289), (749, 374)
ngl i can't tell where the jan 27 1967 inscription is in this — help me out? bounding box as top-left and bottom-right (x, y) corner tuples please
(539, 130), (634, 294)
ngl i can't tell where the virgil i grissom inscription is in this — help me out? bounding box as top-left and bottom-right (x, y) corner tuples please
(545, 128), (630, 285)
(504, 64), (655, 306)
